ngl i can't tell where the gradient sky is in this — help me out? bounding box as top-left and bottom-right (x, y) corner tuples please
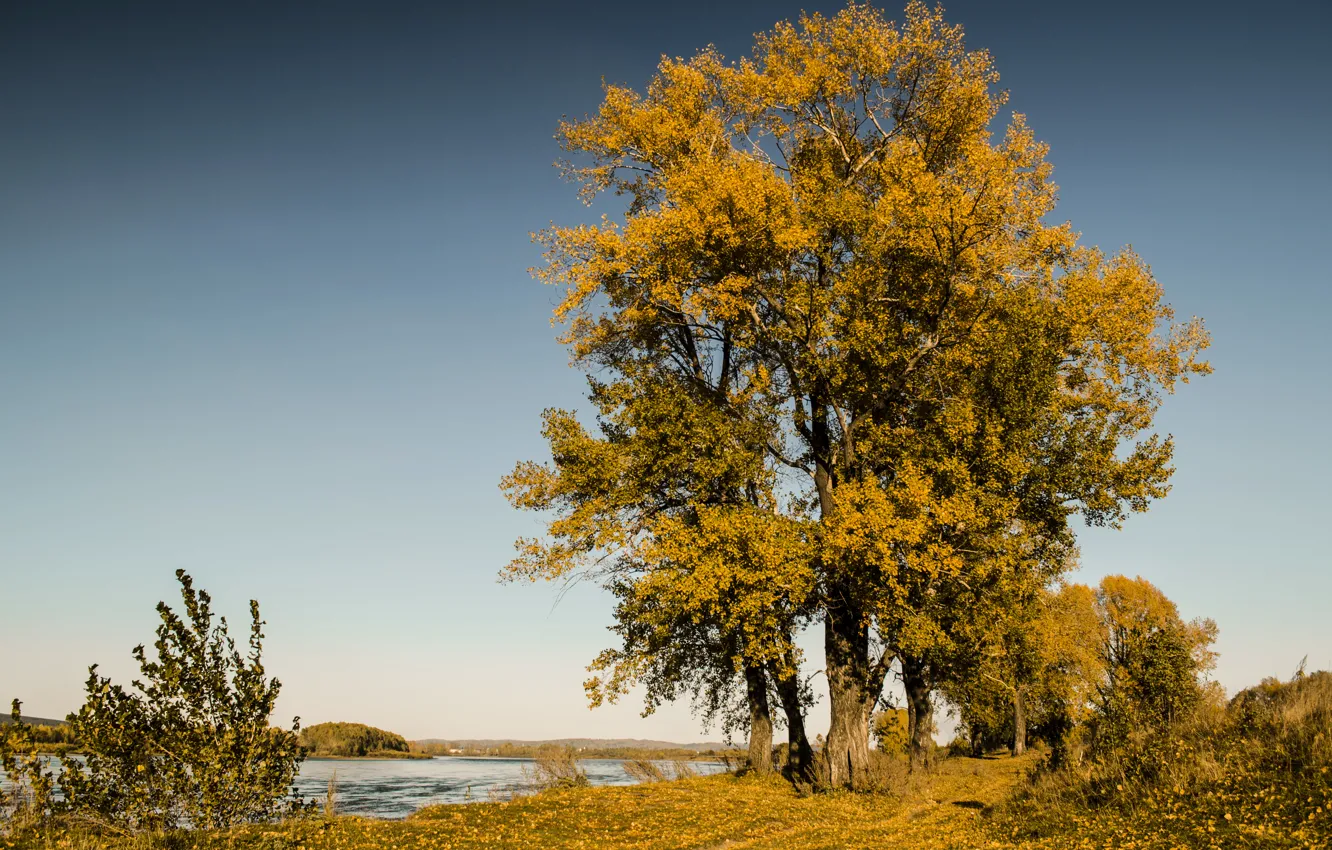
(2, 0), (1329, 743)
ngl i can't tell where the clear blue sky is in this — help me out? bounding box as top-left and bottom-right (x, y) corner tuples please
(2, 0), (1329, 742)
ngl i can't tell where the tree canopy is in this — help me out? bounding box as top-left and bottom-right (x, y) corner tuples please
(508, 0), (1208, 787)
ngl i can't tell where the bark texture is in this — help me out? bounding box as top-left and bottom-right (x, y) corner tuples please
(823, 587), (874, 787)
(902, 656), (934, 772)
(772, 659), (814, 782)
(744, 664), (774, 775)
(1012, 684), (1027, 756)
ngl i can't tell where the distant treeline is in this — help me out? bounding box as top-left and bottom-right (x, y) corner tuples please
(5, 713), (743, 763)
(410, 740), (740, 761)
(0, 716), (79, 754)
(0, 715), (64, 728)
(5, 713), (742, 762)
(299, 722), (426, 758)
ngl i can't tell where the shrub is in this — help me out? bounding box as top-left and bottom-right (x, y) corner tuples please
(861, 750), (915, 795)
(1095, 622), (1207, 749)
(1090, 576), (1218, 755)
(1230, 668), (1332, 774)
(524, 746), (588, 790)
(0, 703), (60, 834)
(945, 735), (972, 758)
(996, 668), (1332, 845)
(623, 758), (667, 783)
(57, 570), (307, 831)
(871, 709), (909, 755)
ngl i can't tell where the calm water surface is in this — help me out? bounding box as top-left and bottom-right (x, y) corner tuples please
(296, 757), (728, 819)
(2, 757), (726, 820)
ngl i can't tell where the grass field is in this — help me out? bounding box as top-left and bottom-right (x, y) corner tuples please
(8, 752), (1331, 850)
(9, 700), (1331, 850)
(196, 755), (1024, 850)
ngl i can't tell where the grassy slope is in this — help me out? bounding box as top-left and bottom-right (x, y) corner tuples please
(14, 749), (1330, 848)
(996, 749), (1332, 850)
(198, 753), (1332, 850)
(198, 757), (1028, 850)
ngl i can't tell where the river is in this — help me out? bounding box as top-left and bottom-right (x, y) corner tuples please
(3, 757), (728, 820)
(296, 757), (728, 818)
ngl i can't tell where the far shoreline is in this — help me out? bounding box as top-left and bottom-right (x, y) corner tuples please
(302, 753), (433, 761)
(302, 753), (729, 763)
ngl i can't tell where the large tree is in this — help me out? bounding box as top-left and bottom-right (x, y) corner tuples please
(526, 1), (1208, 785)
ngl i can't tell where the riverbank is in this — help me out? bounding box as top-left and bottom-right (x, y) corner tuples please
(43, 756), (1032, 849)
(306, 751), (433, 760)
(411, 742), (740, 761)
(9, 748), (1331, 849)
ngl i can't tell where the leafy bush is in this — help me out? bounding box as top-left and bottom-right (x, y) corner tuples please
(56, 570), (307, 831)
(871, 709), (909, 755)
(524, 746), (588, 790)
(945, 736), (972, 758)
(622, 758), (667, 783)
(996, 669), (1332, 846)
(1094, 622), (1210, 750)
(1073, 576), (1220, 759)
(0, 703), (60, 833)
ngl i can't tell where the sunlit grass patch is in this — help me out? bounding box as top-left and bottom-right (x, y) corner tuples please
(995, 672), (1332, 849)
(183, 755), (1030, 850)
(9, 746), (1326, 849)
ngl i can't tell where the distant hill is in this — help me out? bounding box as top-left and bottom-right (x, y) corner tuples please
(414, 738), (728, 751)
(0, 715), (66, 727)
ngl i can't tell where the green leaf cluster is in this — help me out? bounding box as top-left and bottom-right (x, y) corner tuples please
(13, 571), (308, 832)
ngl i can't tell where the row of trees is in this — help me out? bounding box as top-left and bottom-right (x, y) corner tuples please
(503, 1), (1209, 787)
(939, 574), (1217, 765)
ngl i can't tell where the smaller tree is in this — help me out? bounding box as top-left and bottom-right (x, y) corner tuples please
(1092, 575), (1218, 749)
(59, 570), (306, 831)
(1027, 583), (1103, 765)
(939, 580), (1102, 763)
(871, 708), (910, 756)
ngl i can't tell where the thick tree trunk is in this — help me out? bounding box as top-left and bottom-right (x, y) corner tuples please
(823, 584), (874, 788)
(902, 656), (934, 772)
(811, 414), (882, 788)
(744, 664), (773, 775)
(970, 721), (985, 758)
(1013, 685), (1027, 757)
(906, 690), (917, 749)
(772, 659), (814, 782)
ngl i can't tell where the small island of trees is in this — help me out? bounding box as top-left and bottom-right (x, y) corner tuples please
(298, 723), (422, 759)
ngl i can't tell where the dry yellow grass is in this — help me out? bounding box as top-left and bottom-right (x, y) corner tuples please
(7, 744), (1328, 849)
(180, 756), (1026, 850)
